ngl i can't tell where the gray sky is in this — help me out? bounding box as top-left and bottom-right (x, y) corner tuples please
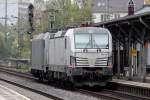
(0, 0), (50, 25)
(0, 0), (23, 25)
(0, 3), (18, 25)
(0, 0), (18, 3)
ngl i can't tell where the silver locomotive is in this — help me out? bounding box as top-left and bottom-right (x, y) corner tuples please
(31, 27), (112, 87)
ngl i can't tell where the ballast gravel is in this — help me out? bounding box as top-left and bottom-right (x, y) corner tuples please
(0, 72), (101, 100)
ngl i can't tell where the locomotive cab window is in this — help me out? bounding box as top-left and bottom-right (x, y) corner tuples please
(74, 32), (109, 49)
(75, 33), (91, 48)
(93, 33), (109, 49)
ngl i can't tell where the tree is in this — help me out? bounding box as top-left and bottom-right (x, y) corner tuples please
(32, 0), (51, 34)
(20, 33), (30, 58)
(0, 23), (18, 58)
(45, 0), (92, 29)
(79, 0), (93, 23)
(0, 31), (5, 57)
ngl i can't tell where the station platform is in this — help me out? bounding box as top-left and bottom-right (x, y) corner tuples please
(112, 78), (150, 89)
(0, 84), (31, 100)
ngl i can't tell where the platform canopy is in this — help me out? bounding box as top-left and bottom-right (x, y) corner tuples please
(92, 11), (150, 44)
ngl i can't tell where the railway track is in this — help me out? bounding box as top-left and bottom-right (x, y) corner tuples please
(102, 89), (150, 100)
(0, 67), (150, 100)
(0, 67), (34, 79)
(77, 89), (122, 100)
(0, 67), (63, 100)
(77, 89), (150, 100)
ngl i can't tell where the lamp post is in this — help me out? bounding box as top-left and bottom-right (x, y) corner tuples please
(5, 0), (7, 41)
(49, 14), (55, 29)
(47, 9), (58, 30)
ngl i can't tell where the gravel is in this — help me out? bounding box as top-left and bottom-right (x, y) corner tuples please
(0, 72), (100, 100)
(0, 80), (52, 100)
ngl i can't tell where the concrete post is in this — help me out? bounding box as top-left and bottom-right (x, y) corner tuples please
(142, 28), (146, 82)
(142, 43), (147, 82)
(128, 32), (132, 80)
(5, 0), (7, 40)
(137, 44), (142, 78)
(133, 43), (136, 76)
(117, 40), (120, 79)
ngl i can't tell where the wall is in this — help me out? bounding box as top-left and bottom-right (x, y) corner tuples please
(92, 12), (127, 23)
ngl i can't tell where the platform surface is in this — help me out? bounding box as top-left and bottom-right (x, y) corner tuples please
(112, 79), (150, 89)
(0, 84), (31, 100)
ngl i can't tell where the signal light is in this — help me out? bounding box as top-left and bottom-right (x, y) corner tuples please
(28, 3), (34, 33)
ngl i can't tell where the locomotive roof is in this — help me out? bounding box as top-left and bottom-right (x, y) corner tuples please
(43, 32), (50, 40)
(49, 27), (109, 39)
(33, 33), (45, 39)
(50, 30), (66, 39)
(33, 32), (50, 40)
(73, 27), (109, 33)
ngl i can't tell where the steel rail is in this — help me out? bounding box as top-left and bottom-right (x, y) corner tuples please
(0, 67), (63, 100)
(77, 89), (122, 100)
(77, 88), (150, 100)
(1, 66), (150, 100)
(0, 67), (36, 80)
(102, 89), (150, 100)
(0, 67), (123, 100)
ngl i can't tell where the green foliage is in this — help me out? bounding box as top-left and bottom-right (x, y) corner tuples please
(36, 12), (49, 33)
(20, 33), (30, 58)
(0, 24), (18, 58)
(0, 24), (8, 57)
(45, 0), (92, 28)
(0, 0), (93, 59)
(0, 31), (5, 57)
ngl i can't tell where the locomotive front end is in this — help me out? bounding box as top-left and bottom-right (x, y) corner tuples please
(67, 27), (112, 87)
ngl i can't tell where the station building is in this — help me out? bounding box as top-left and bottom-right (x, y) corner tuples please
(92, 0), (144, 23)
(135, 4), (150, 74)
(92, 1), (150, 80)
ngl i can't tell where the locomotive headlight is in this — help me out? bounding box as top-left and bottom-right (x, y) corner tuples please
(107, 57), (112, 68)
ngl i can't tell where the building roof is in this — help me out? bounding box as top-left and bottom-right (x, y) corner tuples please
(135, 5), (150, 14)
(93, 11), (150, 26)
(92, 0), (144, 13)
(92, 11), (150, 44)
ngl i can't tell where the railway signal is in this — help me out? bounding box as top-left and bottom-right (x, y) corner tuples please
(28, 3), (34, 36)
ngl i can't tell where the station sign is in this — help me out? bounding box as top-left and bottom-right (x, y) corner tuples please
(131, 48), (137, 56)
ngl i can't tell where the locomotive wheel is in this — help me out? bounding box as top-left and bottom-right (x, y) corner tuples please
(64, 78), (75, 90)
(58, 79), (63, 88)
(38, 71), (44, 82)
(38, 75), (43, 82)
(47, 71), (54, 83)
(67, 82), (75, 90)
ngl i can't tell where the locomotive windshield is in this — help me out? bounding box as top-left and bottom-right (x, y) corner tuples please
(75, 32), (109, 49)
(75, 33), (92, 48)
(93, 33), (108, 48)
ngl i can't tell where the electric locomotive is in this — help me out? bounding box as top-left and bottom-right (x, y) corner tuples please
(31, 27), (112, 87)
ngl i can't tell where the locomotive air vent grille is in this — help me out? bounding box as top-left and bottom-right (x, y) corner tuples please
(95, 57), (108, 66)
(76, 57), (89, 66)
